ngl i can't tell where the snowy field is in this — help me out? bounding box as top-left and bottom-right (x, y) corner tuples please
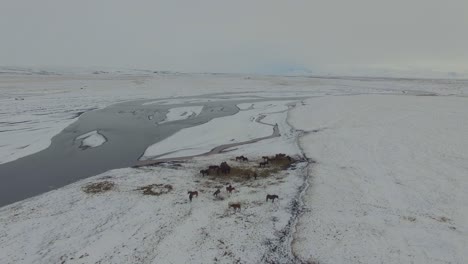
(1, 71), (468, 263)
(0, 99), (308, 264)
(2, 72), (467, 165)
(289, 95), (468, 264)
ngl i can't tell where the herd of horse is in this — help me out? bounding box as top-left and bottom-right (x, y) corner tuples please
(188, 185), (279, 212)
(199, 153), (293, 177)
(190, 153), (294, 212)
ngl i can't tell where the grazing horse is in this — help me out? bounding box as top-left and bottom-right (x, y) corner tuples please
(241, 157), (249, 162)
(213, 188), (221, 197)
(259, 161), (268, 168)
(218, 162), (231, 175)
(266, 194), (279, 203)
(226, 185), (235, 193)
(200, 169), (209, 176)
(229, 203), (241, 212)
(188, 191), (198, 202)
(208, 165), (220, 171)
(275, 153), (286, 159)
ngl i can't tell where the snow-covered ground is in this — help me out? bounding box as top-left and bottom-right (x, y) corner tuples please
(75, 130), (107, 149)
(289, 95), (468, 264)
(158, 106), (204, 124)
(141, 101), (291, 159)
(0, 102), (307, 264)
(2, 72), (467, 165)
(1, 71), (468, 264)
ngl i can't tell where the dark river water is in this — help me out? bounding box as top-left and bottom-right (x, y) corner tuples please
(0, 96), (299, 207)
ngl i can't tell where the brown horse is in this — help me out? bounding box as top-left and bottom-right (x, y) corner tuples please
(262, 156), (269, 161)
(200, 169), (209, 176)
(213, 188), (221, 197)
(218, 162), (231, 175)
(226, 185), (235, 193)
(241, 157), (249, 162)
(188, 191), (198, 202)
(235, 156), (244, 161)
(208, 165), (220, 171)
(266, 194), (279, 202)
(275, 153), (286, 159)
(259, 161), (268, 168)
(229, 203), (241, 212)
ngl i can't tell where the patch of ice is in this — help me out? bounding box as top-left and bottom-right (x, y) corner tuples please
(76, 130), (106, 149)
(158, 106), (203, 124)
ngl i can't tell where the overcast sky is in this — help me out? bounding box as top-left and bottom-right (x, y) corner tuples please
(1, 0), (467, 75)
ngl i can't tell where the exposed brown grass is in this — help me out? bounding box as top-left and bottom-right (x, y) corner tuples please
(268, 156), (295, 170)
(204, 155), (296, 183)
(82, 181), (115, 194)
(136, 184), (173, 196)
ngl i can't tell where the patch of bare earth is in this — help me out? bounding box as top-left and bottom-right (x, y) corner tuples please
(136, 184), (173, 196)
(81, 181), (115, 194)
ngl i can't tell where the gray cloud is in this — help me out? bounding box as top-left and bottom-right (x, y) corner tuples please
(1, 0), (467, 75)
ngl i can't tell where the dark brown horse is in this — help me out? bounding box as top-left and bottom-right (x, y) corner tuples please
(262, 156), (269, 161)
(235, 156), (244, 161)
(188, 191), (198, 202)
(266, 194), (279, 202)
(229, 203), (241, 212)
(259, 161), (268, 167)
(218, 162), (231, 175)
(226, 185), (235, 193)
(213, 188), (221, 197)
(200, 169), (209, 176)
(241, 157), (249, 162)
(275, 153), (286, 159)
(208, 165), (220, 171)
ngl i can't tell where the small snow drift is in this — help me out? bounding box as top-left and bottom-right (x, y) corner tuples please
(75, 130), (107, 150)
(158, 106), (203, 124)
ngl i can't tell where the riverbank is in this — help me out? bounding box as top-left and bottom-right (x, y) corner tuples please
(0, 101), (308, 263)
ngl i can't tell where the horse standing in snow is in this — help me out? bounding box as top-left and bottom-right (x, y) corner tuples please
(226, 185), (235, 194)
(218, 162), (231, 175)
(213, 188), (221, 197)
(200, 169), (209, 176)
(229, 203), (241, 212)
(266, 194), (279, 203)
(188, 191), (198, 202)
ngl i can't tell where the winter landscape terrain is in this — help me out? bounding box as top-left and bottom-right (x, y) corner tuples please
(0, 69), (467, 263)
